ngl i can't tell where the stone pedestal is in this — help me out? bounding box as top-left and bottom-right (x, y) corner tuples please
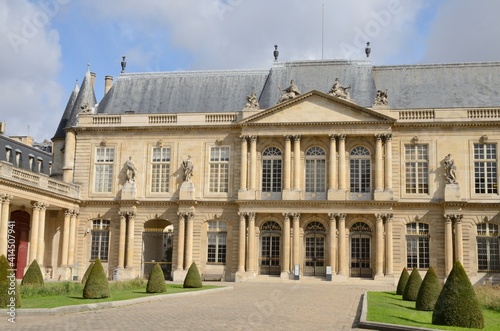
(328, 189), (346, 200)
(374, 190), (393, 201)
(55, 266), (71, 281)
(444, 183), (461, 201)
(235, 270), (256, 282)
(173, 269), (188, 282)
(121, 181), (137, 200)
(282, 189), (300, 200)
(179, 181), (195, 200)
(114, 267), (135, 281)
(238, 189), (257, 200)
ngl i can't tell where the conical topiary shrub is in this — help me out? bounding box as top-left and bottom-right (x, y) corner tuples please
(0, 254), (21, 308)
(183, 262), (202, 288)
(416, 266), (442, 311)
(81, 262), (95, 286)
(403, 268), (422, 301)
(146, 263), (167, 293)
(21, 259), (44, 286)
(396, 267), (410, 295)
(432, 261), (484, 328)
(82, 258), (110, 299)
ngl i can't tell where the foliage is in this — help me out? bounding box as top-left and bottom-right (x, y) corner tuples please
(432, 261), (484, 328)
(21, 281), (83, 298)
(21, 259), (44, 286)
(475, 283), (500, 312)
(402, 268), (422, 301)
(0, 254), (21, 308)
(416, 266), (442, 311)
(81, 262), (95, 286)
(183, 262), (202, 288)
(396, 268), (410, 295)
(146, 263), (167, 293)
(82, 258), (110, 299)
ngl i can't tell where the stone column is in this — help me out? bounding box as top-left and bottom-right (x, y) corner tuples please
(237, 213), (246, 272)
(118, 212), (126, 268)
(284, 135), (292, 190)
(240, 136), (248, 191)
(185, 212), (194, 269)
(68, 211), (78, 266)
(444, 214), (453, 276)
(126, 212), (136, 268)
(0, 195), (12, 257)
(61, 210), (71, 266)
(384, 134), (393, 191)
(293, 136), (301, 191)
(36, 203), (48, 265)
(29, 202), (41, 264)
(338, 135), (346, 191)
(385, 214), (394, 276)
(328, 213), (337, 273)
(249, 136), (257, 190)
(62, 130), (76, 183)
(454, 215), (464, 263)
(292, 213), (300, 267)
(247, 212), (256, 272)
(337, 213), (347, 276)
(282, 213), (291, 273)
(375, 214), (384, 277)
(176, 213), (185, 270)
(329, 135), (337, 190)
(375, 134), (384, 191)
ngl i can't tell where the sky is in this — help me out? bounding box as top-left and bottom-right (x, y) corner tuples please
(1, 0), (500, 143)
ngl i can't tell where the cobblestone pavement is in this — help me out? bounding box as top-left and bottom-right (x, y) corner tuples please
(5, 279), (394, 331)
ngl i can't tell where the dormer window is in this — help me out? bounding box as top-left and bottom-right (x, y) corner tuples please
(37, 157), (43, 173)
(5, 145), (12, 163)
(28, 154), (35, 171)
(15, 149), (21, 167)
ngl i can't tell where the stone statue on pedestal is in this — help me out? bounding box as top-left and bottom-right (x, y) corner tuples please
(444, 154), (458, 184)
(182, 156), (194, 182)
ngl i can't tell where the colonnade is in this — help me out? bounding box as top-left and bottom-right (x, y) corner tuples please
(117, 211), (136, 269)
(176, 211), (195, 270)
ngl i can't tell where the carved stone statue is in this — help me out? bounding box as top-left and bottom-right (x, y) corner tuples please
(126, 156), (137, 182)
(328, 78), (351, 100)
(182, 155), (194, 182)
(244, 92), (260, 109)
(373, 89), (388, 106)
(80, 103), (92, 114)
(444, 154), (458, 184)
(273, 45), (279, 61)
(277, 80), (300, 103)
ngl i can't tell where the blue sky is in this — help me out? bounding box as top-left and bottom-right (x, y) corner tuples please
(1, 0), (499, 142)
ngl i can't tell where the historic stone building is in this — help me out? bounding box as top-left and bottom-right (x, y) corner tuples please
(1, 58), (499, 284)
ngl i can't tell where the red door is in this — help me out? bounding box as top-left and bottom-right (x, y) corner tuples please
(12, 211), (30, 279)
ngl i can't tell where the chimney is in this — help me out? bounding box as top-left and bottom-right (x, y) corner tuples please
(90, 72), (96, 90)
(104, 75), (113, 94)
(0, 121), (5, 135)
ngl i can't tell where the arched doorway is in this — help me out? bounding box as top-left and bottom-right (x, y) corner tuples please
(259, 221), (281, 275)
(11, 210), (30, 279)
(349, 221), (372, 278)
(304, 221), (326, 276)
(142, 219), (173, 280)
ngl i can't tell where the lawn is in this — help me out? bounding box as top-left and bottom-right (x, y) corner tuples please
(19, 282), (221, 309)
(367, 291), (500, 331)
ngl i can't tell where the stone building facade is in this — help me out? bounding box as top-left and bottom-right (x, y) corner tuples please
(1, 59), (499, 284)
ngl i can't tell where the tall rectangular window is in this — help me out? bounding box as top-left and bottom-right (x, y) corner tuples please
(474, 143), (498, 194)
(406, 222), (430, 269)
(209, 146), (230, 193)
(94, 147), (114, 192)
(151, 147), (170, 193)
(207, 221), (227, 263)
(91, 220), (110, 261)
(477, 223), (500, 272)
(405, 144), (428, 194)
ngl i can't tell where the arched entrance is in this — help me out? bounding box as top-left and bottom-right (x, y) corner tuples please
(142, 219), (173, 280)
(303, 221), (326, 276)
(259, 221), (281, 275)
(349, 221), (372, 278)
(11, 210), (30, 279)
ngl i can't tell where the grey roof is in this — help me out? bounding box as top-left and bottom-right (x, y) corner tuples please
(53, 81), (79, 140)
(0, 135), (52, 176)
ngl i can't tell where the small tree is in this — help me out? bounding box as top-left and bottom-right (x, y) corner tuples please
(183, 262), (202, 288)
(146, 263), (167, 293)
(21, 259), (44, 286)
(0, 255), (21, 308)
(81, 262), (95, 286)
(402, 268), (422, 301)
(396, 267), (410, 295)
(432, 261), (484, 328)
(82, 258), (110, 299)
(416, 266), (442, 311)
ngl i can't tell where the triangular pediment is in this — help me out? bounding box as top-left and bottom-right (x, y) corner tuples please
(240, 90), (394, 125)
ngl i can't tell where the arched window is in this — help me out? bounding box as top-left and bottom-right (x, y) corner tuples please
(262, 147), (282, 198)
(260, 221), (281, 275)
(477, 223), (500, 272)
(305, 147), (326, 199)
(406, 222), (429, 269)
(304, 221), (326, 276)
(91, 219), (110, 261)
(350, 221), (372, 277)
(350, 146), (371, 199)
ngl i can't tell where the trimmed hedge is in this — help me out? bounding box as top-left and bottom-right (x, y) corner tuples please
(402, 268), (422, 301)
(416, 266), (442, 311)
(0, 254), (21, 308)
(396, 268), (410, 295)
(146, 263), (166, 293)
(183, 262), (202, 288)
(81, 262), (95, 286)
(432, 261), (484, 328)
(21, 259), (44, 286)
(82, 258), (110, 299)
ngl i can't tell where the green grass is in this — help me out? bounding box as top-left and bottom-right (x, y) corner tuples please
(367, 291), (500, 331)
(19, 281), (221, 309)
